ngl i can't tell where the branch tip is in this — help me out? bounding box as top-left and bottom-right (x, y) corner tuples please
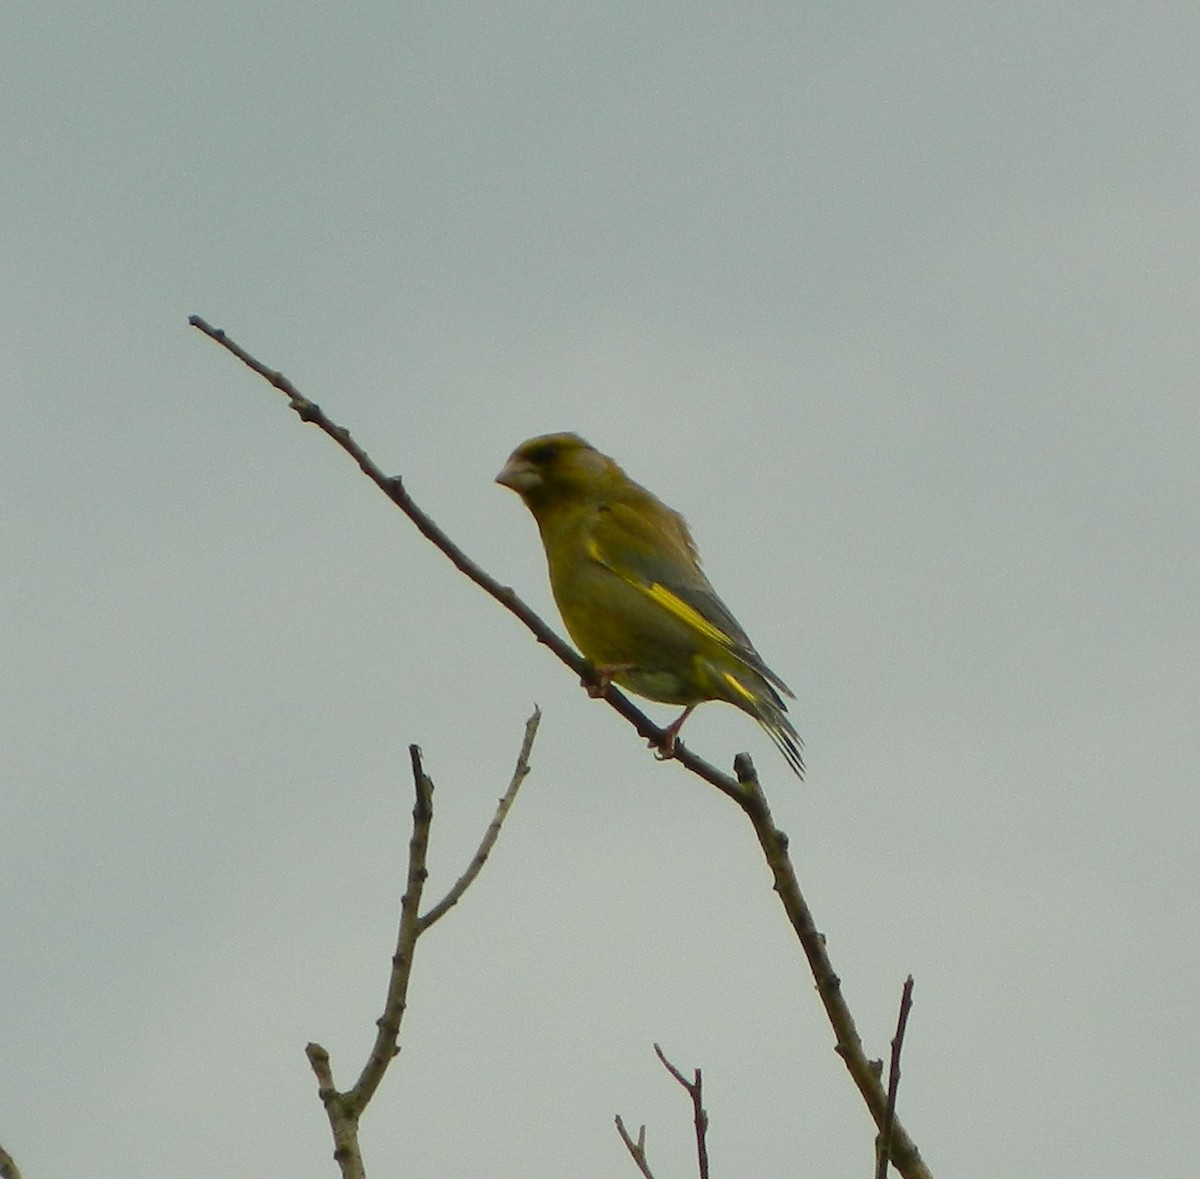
(876, 975), (917, 1179)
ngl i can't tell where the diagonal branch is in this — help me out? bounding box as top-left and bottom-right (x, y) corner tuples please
(190, 316), (932, 1179)
(731, 755), (930, 1178)
(419, 707), (540, 934)
(186, 315), (743, 806)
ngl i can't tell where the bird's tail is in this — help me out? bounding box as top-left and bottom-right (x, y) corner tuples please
(717, 665), (805, 779)
(754, 699), (805, 779)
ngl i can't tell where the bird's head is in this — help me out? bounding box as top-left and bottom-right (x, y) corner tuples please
(496, 432), (621, 516)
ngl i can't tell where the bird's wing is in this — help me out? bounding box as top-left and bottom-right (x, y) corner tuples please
(587, 498), (794, 699)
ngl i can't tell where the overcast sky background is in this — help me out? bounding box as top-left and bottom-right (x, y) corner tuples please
(4, 4), (1198, 1177)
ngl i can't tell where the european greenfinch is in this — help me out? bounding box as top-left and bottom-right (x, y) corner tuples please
(497, 432), (803, 777)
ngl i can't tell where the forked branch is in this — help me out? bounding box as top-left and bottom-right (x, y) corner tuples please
(616, 1045), (710, 1179)
(654, 1044), (710, 1179)
(614, 1117), (656, 1179)
(304, 713), (539, 1178)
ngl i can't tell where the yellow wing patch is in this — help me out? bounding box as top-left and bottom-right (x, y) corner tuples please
(721, 671), (756, 705)
(641, 581), (734, 648)
(585, 532), (736, 651)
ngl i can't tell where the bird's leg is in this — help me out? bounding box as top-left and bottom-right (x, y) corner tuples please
(654, 704), (696, 760)
(586, 662), (636, 698)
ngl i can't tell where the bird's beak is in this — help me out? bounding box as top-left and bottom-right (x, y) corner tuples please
(495, 455), (540, 494)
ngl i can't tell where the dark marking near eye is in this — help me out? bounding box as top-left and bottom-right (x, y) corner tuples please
(526, 443), (559, 464)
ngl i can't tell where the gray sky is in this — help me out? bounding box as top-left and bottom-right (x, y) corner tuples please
(4, 4), (1198, 1176)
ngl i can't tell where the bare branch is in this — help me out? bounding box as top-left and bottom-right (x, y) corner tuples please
(419, 707), (540, 933)
(0, 1141), (24, 1179)
(191, 318), (932, 1178)
(654, 1044), (709, 1179)
(187, 316), (743, 804)
(352, 745), (435, 1106)
(303, 1042), (363, 1179)
(614, 1115), (656, 1179)
(730, 755), (931, 1178)
(305, 747), (434, 1177)
(876, 976), (916, 1179)
(299, 715), (537, 1177)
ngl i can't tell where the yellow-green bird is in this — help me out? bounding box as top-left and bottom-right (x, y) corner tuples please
(497, 432), (803, 777)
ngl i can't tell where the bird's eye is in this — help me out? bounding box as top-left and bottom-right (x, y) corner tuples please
(526, 442), (559, 465)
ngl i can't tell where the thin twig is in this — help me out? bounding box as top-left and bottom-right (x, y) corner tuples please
(654, 1044), (709, 1179)
(0, 1142), (23, 1179)
(419, 707), (540, 933)
(614, 1116), (656, 1179)
(191, 317), (932, 1179)
(876, 976), (916, 1179)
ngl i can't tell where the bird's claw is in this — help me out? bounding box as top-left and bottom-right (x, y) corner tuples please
(651, 731), (680, 761)
(651, 704), (694, 762)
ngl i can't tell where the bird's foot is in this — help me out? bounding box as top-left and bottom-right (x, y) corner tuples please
(652, 705), (695, 761)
